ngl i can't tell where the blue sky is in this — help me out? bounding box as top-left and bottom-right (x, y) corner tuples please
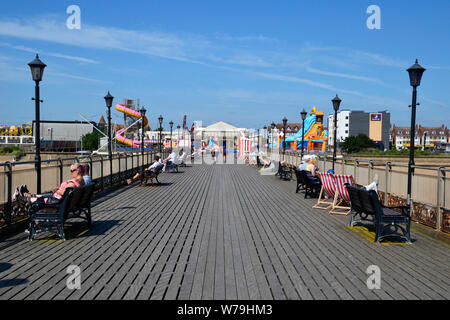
(0, 0), (449, 130)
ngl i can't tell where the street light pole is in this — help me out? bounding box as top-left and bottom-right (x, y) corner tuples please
(158, 115), (163, 154)
(406, 59), (426, 215)
(271, 122), (276, 157)
(169, 121), (174, 149)
(28, 54), (46, 194)
(177, 124), (180, 149)
(331, 95), (342, 172)
(301, 109), (307, 161)
(104, 91), (114, 188)
(263, 126), (267, 153)
(140, 107), (147, 176)
(282, 117), (287, 159)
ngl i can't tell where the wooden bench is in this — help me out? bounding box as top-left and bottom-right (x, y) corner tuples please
(345, 184), (411, 243)
(142, 165), (163, 185)
(165, 161), (179, 173)
(28, 183), (95, 241)
(276, 162), (292, 181)
(298, 170), (321, 199)
(294, 169), (306, 193)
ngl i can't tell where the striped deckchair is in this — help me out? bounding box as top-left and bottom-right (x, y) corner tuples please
(329, 174), (355, 215)
(313, 172), (337, 210)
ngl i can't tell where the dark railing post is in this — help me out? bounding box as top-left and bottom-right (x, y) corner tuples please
(100, 156), (104, 192)
(89, 156), (93, 183)
(58, 159), (64, 185)
(5, 162), (12, 226)
(118, 153), (121, 184)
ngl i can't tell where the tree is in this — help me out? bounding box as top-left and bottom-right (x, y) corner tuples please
(81, 128), (106, 151)
(341, 134), (375, 153)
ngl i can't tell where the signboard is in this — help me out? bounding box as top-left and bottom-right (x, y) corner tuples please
(371, 114), (381, 121)
(369, 113), (382, 142)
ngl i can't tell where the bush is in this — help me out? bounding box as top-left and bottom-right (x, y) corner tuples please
(341, 134), (375, 153)
(81, 128), (106, 151)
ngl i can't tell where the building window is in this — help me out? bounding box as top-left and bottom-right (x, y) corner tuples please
(345, 130), (348, 134)
(345, 124), (349, 127)
(398, 131), (402, 134)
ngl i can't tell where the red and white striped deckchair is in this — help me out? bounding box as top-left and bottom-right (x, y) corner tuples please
(329, 174), (355, 215)
(313, 172), (337, 210)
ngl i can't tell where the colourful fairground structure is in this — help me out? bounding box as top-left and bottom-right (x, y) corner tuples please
(280, 107), (328, 152)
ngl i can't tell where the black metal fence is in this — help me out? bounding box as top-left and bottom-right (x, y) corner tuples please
(0, 151), (166, 234)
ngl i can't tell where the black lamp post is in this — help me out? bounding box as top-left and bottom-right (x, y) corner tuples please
(301, 109), (308, 160)
(177, 125), (180, 148)
(158, 115), (163, 154)
(257, 128), (260, 152)
(332, 95), (342, 172)
(406, 59), (426, 214)
(104, 91), (114, 187)
(282, 117), (288, 157)
(140, 107), (147, 175)
(271, 122), (276, 155)
(169, 121), (174, 149)
(263, 126), (267, 152)
(28, 54), (46, 194)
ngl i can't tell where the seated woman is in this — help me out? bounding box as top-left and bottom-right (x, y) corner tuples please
(305, 159), (320, 184)
(20, 163), (85, 234)
(127, 155), (163, 185)
(19, 163), (85, 204)
(81, 162), (93, 185)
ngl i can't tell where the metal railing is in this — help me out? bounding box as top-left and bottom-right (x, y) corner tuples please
(0, 150), (168, 232)
(273, 151), (449, 234)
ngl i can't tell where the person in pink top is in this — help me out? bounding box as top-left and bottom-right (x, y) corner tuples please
(20, 163), (85, 204)
(21, 163), (85, 234)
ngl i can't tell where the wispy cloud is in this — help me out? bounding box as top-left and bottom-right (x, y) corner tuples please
(0, 42), (99, 64)
(306, 67), (383, 84)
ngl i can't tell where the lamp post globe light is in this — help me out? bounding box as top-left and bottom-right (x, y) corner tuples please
(406, 59), (426, 215)
(282, 117), (288, 158)
(140, 107), (147, 175)
(158, 115), (163, 154)
(331, 94), (342, 172)
(301, 108), (308, 161)
(169, 121), (174, 149)
(104, 91), (114, 188)
(28, 54), (46, 194)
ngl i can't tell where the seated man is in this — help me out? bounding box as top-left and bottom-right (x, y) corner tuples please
(177, 149), (187, 165)
(163, 148), (177, 171)
(127, 155), (163, 184)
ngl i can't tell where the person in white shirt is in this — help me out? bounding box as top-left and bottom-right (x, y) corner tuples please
(127, 155), (163, 184)
(299, 155), (311, 171)
(163, 148), (177, 171)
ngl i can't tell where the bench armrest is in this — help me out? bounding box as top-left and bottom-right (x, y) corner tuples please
(381, 205), (409, 215)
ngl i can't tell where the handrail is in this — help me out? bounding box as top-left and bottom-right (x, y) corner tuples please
(270, 150), (450, 233)
(0, 151), (159, 233)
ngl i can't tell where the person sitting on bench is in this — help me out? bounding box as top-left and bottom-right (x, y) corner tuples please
(19, 163), (85, 234)
(305, 159), (320, 184)
(298, 155), (311, 171)
(163, 148), (177, 172)
(19, 163), (85, 204)
(81, 162), (93, 185)
(127, 155), (163, 184)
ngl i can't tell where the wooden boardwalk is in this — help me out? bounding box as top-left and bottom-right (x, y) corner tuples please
(0, 164), (449, 300)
